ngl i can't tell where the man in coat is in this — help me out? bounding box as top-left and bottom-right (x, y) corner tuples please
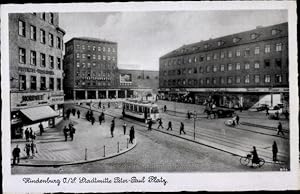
(12, 145), (21, 165)
(129, 126), (135, 144)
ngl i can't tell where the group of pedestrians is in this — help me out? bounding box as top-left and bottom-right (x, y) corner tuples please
(147, 118), (186, 135)
(63, 123), (76, 141)
(250, 140), (280, 167)
(24, 127), (36, 141)
(12, 140), (38, 165)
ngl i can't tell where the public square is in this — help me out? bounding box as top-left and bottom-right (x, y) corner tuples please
(11, 99), (289, 174)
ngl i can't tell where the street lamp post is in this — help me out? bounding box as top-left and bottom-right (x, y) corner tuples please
(193, 110), (196, 140)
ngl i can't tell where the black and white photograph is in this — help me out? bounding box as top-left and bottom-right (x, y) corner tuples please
(1, 1), (298, 192)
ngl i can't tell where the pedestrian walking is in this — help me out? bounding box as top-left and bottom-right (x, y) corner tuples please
(39, 122), (44, 136)
(266, 107), (269, 116)
(12, 145), (21, 165)
(63, 126), (69, 141)
(25, 128), (30, 141)
(179, 122), (186, 135)
(77, 110), (80, 119)
(101, 112), (105, 122)
(24, 143), (31, 159)
(187, 111), (191, 119)
(157, 118), (164, 129)
(91, 116), (95, 125)
(236, 114), (240, 125)
(29, 128), (33, 139)
(99, 114), (103, 125)
(148, 119), (153, 130)
(69, 126), (75, 141)
(98, 101), (102, 109)
(110, 122), (115, 138)
(275, 111), (279, 120)
(108, 102), (110, 108)
(164, 105), (167, 112)
(123, 122), (127, 135)
(129, 126), (135, 144)
(272, 141), (278, 162)
(277, 122), (285, 136)
(30, 140), (37, 157)
(166, 121), (172, 131)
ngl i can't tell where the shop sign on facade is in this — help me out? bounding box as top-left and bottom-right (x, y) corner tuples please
(11, 92), (49, 110)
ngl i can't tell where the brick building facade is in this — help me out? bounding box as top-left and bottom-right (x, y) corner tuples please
(9, 13), (65, 138)
(159, 22), (289, 109)
(64, 37), (119, 100)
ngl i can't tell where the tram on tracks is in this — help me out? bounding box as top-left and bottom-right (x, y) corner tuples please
(122, 100), (160, 122)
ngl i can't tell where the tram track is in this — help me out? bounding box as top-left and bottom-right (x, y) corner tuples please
(72, 103), (288, 164)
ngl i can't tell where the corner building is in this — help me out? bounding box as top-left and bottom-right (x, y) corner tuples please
(159, 22), (289, 109)
(9, 13), (65, 138)
(64, 37), (119, 100)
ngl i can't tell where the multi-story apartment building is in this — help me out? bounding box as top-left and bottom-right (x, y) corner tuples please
(118, 69), (159, 98)
(64, 37), (119, 100)
(9, 13), (65, 138)
(159, 22), (289, 109)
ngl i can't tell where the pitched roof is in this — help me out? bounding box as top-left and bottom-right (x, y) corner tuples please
(160, 22), (288, 59)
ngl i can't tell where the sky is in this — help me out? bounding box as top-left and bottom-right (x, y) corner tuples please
(59, 10), (287, 71)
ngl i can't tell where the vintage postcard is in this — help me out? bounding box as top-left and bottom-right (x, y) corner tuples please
(1, 1), (299, 192)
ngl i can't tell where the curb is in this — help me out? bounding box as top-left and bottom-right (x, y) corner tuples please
(12, 140), (137, 167)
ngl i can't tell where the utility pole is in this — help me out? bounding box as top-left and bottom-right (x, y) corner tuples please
(193, 110), (196, 140)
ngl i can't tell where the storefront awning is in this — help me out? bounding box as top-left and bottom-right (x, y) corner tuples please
(20, 106), (58, 122)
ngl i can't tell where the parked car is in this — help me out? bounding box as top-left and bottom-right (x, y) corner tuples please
(256, 104), (269, 111)
(204, 107), (235, 118)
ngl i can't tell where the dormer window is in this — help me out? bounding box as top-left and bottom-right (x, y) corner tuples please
(250, 33), (258, 40)
(233, 37), (240, 43)
(217, 41), (224, 46)
(271, 29), (280, 35)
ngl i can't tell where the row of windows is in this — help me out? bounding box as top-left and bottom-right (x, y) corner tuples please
(76, 53), (116, 61)
(162, 42), (283, 67)
(75, 62), (117, 69)
(19, 48), (62, 69)
(32, 12), (55, 25)
(75, 80), (112, 86)
(76, 44), (116, 53)
(18, 20), (63, 50)
(163, 59), (283, 76)
(19, 75), (62, 91)
(162, 74), (284, 87)
(76, 71), (112, 77)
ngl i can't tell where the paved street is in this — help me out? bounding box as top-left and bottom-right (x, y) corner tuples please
(11, 100), (289, 174)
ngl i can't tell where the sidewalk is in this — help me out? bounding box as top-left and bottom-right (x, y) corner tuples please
(11, 112), (136, 167)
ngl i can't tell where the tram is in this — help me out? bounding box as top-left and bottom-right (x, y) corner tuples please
(122, 100), (160, 122)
